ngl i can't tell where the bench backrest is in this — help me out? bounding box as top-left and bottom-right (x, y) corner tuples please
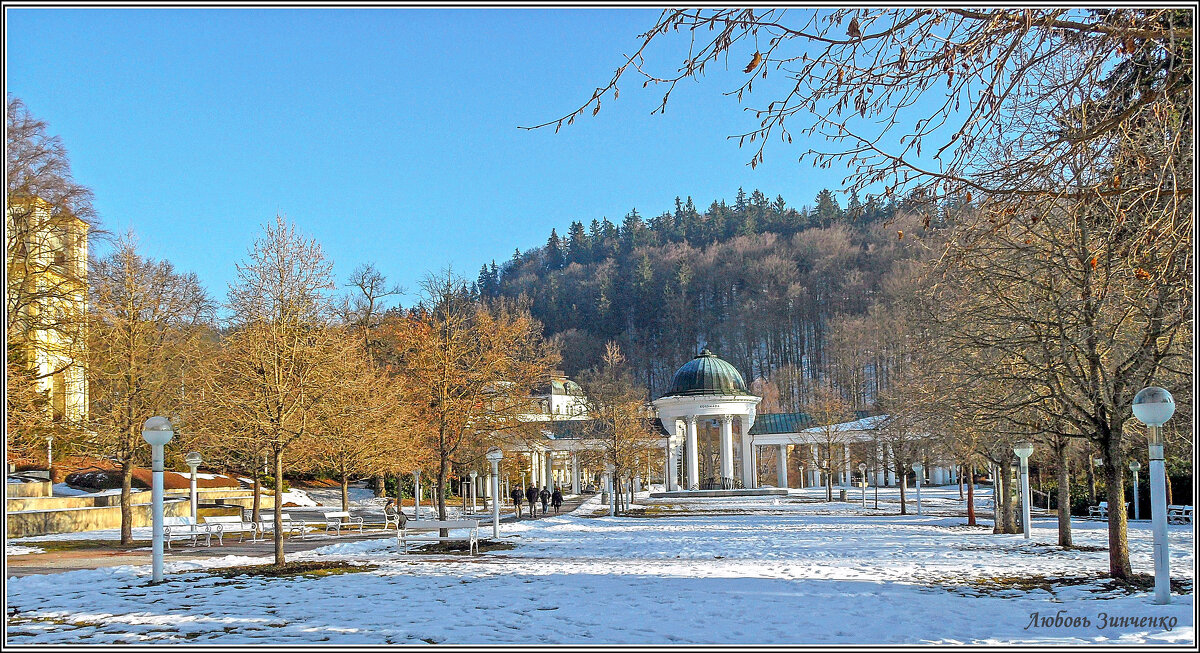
(324, 511), (351, 518)
(1098, 502), (1109, 509)
(406, 519), (479, 530)
(259, 513), (293, 522)
(164, 516), (196, 526)
(203, 516), (245, 524)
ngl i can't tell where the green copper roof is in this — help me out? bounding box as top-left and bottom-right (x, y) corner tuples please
(661, 349), (749, 398)
(748, 411), (875, 435)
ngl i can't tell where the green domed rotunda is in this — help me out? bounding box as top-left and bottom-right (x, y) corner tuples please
(662, 348), (750, 398)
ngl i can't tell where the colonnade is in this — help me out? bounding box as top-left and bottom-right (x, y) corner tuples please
(663, 414), (755, 490)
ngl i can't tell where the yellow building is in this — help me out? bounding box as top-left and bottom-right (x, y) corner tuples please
(6, 195), (90, 425)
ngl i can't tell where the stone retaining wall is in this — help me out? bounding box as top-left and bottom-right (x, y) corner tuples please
(5, 480), (52, 498)
(7, 498), (190, 538)
(6, 489), (276, 538)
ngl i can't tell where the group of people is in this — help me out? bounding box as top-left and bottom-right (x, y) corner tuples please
(510, 484), (563, 518)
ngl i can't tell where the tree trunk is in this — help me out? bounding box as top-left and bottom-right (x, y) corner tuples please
(437, 451), (449, 538)
(341, 472), (350, 513)
(273, 449), (285, 567)
(1055, 438), (1072, 547)
(992, 464), (1004, 534)
(120, 458), (135, 545)
(1102, 438), (1132, 579)
(1086, 452), (1097, 503)
(897, 462), (907, 515)
(1001, 462), (1020, 534)
(958, 463), (964, 500)
(966, 465), (976, 526)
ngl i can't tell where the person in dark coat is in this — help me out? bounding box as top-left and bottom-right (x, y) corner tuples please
(539, 486), (550, 513)
(526, 485), (539, 517)
(551, 488), (563, 514)
(510, 486), (524, 518)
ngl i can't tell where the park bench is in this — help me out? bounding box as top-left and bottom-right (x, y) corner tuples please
(1167, 505), (1193, 525)
(255, 512), (310, 540)
(323, 510), (365, 536)
(399, 519), (479, 555)
(384, 505), (408, 530)
(202, 515), (257, 544)
(1087, 502), (1130, 519)
(163, 516), (217, 549)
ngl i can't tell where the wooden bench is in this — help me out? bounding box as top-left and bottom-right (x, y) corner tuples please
(399, 519), (479, 555)
(163, 516), (217, 549)
(1167, 505), (1193, 525)
(202, 515), (257, 544)
(323, 510), (364, 536)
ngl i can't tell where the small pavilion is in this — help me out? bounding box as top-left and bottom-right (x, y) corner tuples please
(652, 349), (762, 491)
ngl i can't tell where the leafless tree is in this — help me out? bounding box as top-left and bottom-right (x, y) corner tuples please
(86, 235), (213, 544)
(217, 215), (342, 566)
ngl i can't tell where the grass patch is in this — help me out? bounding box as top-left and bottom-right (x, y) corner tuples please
(937, 572), (1193, 598)
(11, 539), (151, 553)
(202, 561), (378, 579)
(413, 539), (516, 554)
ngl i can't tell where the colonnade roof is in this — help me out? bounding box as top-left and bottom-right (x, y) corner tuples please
(750, 411), (876, 435)
(539, 417), (670, 440)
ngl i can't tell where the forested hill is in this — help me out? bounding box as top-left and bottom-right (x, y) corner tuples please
(477, 188), (941, 409)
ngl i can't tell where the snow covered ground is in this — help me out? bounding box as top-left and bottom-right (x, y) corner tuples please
(5, 487), (1193, 645)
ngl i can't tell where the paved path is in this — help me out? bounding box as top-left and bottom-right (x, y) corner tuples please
(6, 495), (594, 578)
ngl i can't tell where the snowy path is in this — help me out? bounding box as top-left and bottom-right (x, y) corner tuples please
(6, 490), (1193, 645)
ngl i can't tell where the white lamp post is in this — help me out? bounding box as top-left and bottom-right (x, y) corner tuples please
(184, 451), (203, 527)
(486, 447), (503, 538)
(1132, 386), (1175, 605)
(858, 462), (867, 508)
(46, 436), (53, 476)
(141, 416), (174, 583)
(605, 462), (616, 517)
(412, 470), (421, 520)
(911, 462), (924, 516)
(1013, 442), (1034, 539)
(1129, 460), (1141, 521)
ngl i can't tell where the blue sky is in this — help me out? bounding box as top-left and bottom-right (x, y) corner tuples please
(8, 7), (855, 309)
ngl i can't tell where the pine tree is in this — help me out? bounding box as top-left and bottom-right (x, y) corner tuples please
(545, 228), (564, 270)
(567, 221), (589, 265)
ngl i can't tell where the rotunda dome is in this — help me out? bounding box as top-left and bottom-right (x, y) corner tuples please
(663, 349), (749, 397)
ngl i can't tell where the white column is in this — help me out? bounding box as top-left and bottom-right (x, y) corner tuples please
(666, 436), (678, 491)
(719, 415), (735, 485)
(887, 446), (897, 486)
(685, 416), (699, 491)
(810, 445), (819, 487)
(571, 453), (580, 494)
(875, 442), (886, 485)
(633, 474), (641, 493)
(543, 451), (553, 489)
(842, 444), (851, 487)
(777, 444), (789, 488)
(741, 418), (755, 488)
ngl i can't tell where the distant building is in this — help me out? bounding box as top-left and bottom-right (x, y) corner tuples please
(527, 370), (589, 419)
(6, 195), (90, 425)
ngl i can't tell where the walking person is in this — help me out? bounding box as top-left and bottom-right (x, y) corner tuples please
(539, 486), (550, 514)
(526, 485), (539, 518)
(510, 486), (524, 518)
(551, 488), (563, 514)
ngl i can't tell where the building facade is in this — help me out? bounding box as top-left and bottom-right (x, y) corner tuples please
(6, 196), (90, 425)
